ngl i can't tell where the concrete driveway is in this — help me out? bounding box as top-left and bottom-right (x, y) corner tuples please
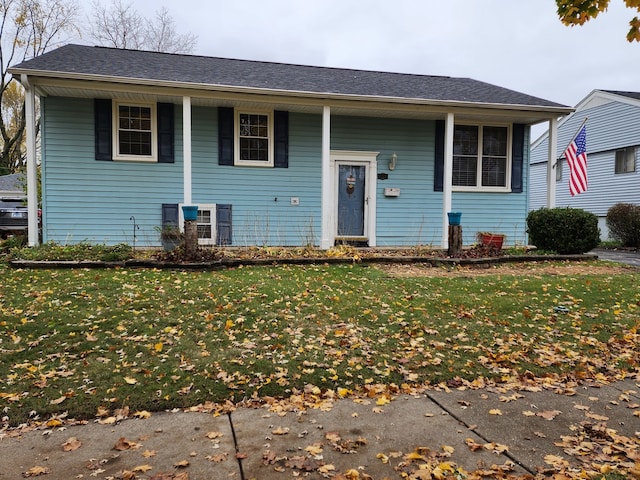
(591, 247), (640, 267)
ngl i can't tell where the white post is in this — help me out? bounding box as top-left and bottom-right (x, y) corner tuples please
(441, 113), (454, 248)
(22, 75), (39, 246)
(546, 117), (558, 208)
(182, 96), (192, 205)
(320, 106), (332, 249)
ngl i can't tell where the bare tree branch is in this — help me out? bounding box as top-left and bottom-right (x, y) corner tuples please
(88, 1), (197, 53)
(0, 0), (78, 173)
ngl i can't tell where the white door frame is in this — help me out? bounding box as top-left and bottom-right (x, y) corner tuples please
(329, 150), (378, 246)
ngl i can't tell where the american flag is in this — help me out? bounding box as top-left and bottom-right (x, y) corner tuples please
(564, 125), (588, 196)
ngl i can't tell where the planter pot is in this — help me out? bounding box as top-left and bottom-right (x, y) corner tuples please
(480, 233), (505, 249)
(447, 212), (462, 226)
(182, 205), (198, 221)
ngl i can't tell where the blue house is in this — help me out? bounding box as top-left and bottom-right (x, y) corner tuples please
(530, 90), (640, 239)
(10, 44), (570, 248)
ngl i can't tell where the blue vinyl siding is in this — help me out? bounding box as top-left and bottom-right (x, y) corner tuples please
(331, 116), (440, 246)
(42, 97), (529, 247)
(191, 108), (322, 246)
(42, 97), (183, 246)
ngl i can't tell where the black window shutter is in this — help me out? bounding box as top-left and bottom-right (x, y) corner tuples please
(218, 107), (234, 165)
(274, 110), (289, 168)
(216, 204), (232, 245)
(157, 103), (174, 163)
(511, 124), (525, 193)
(94, 99), (112, 161)
(162, 203), (179, 228)
(434, 120), (445, 192)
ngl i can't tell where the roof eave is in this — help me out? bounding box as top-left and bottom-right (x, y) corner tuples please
(11, 68), (573, 118)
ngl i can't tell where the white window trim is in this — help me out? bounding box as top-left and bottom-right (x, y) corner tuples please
(452, 123), (512, 193)
(112, 101), (157, 162)
(234, 109), (274, 167)
(179, 203), (217, 246)
(329, 150), (378, 247)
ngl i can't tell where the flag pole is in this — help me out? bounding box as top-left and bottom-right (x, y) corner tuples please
(553, 116), (588, 168)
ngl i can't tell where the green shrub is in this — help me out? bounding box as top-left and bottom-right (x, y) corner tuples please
(606, 203), (640, 247)
(526, 207), (600, 254)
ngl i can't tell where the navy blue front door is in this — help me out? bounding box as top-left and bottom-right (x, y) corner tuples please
(337, 165), (365, 236)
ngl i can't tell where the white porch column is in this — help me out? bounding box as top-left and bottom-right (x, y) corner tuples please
(22, 75), (38, 246)
(441, 112), (454, 248)
(546, 117), (558, 208)
(320, 106), (332, 249)
(183, 96), (192, 205)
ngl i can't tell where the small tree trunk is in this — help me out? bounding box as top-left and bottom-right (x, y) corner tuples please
(448, 225), (462, 257)
(184, 220), (198, 257)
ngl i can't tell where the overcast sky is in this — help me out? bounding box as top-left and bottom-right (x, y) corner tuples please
(83, 1), (639, 138)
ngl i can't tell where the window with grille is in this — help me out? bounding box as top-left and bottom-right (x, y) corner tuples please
(452, 124), (510, 190)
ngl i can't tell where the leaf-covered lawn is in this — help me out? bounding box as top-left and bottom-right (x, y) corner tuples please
(1, 261), (638, 427)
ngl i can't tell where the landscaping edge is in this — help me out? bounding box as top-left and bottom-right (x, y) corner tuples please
(8, 253), (600, 270)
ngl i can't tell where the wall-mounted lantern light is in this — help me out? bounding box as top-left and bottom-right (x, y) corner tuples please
(389, 152), (398, 171)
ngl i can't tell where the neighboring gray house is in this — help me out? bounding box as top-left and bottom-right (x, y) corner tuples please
(0, 174), (25, 198)
(10, 44), (570, 248)
(530, 90), (640, 239)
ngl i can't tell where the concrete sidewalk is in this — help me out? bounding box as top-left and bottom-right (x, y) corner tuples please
(1, 377), (639, 479)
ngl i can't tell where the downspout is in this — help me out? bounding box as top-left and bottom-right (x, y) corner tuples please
(441, 113), (454, 248)
(183, 96), (192, 205)
(546, 117), (558, 208)
(21, 74), (39, 246)
(320, 106), (332, 249)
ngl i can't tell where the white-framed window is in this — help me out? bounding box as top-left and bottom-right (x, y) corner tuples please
(452, 124), (511, 191)
(234, 110), (274, 167)
(615, 147), (636, 174)
(556, 159), (563, 182)
(179, 204), (216, 245)
(113, 101), (157, 162)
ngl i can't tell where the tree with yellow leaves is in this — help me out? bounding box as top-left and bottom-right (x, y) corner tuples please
(556, 0), (640, 41)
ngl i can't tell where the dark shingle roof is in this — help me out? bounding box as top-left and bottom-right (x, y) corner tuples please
(11, 44), (567, 109)
(0, 173), (23, 194)
(602, 90), (640, 101)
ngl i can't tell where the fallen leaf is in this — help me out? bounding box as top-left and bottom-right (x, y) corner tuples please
(585, 412), (609, 421)
(133, 464), (153, 473)
(206, 453), (228, 463)
(23, 466), (51, 477)
(133, 410), (151, 419)
(537, 410), (562, 420)
(113, 437), (140, 451)
(124, 376), (137, 385)
(50, 396), (66, 405)
(62, 437), (82, 452)
(271, 426), (289, 435)
(142, 450), (157, 458)
(173, 460), (190, 468)
(489, 409), (502, 415)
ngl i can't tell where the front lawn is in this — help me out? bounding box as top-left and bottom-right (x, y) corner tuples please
(1, 261), (638, 427)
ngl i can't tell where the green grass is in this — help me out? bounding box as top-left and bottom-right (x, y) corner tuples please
(1, 261), (638, 427)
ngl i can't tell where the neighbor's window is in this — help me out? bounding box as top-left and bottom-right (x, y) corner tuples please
(453, 124), (510, 190)
(113, 102), (156, 161)
(235, 111), (273, 167)
(615, 147), (636, 174)
(556, 159), (563, 182)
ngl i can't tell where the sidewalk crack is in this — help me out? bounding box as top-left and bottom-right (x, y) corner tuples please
(424, 392), (536, 476)
(227, 412), (246, 480)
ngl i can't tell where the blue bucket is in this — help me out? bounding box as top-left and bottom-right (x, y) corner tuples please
(182, 205), (198, 221)
(447, 212), (462, 225)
